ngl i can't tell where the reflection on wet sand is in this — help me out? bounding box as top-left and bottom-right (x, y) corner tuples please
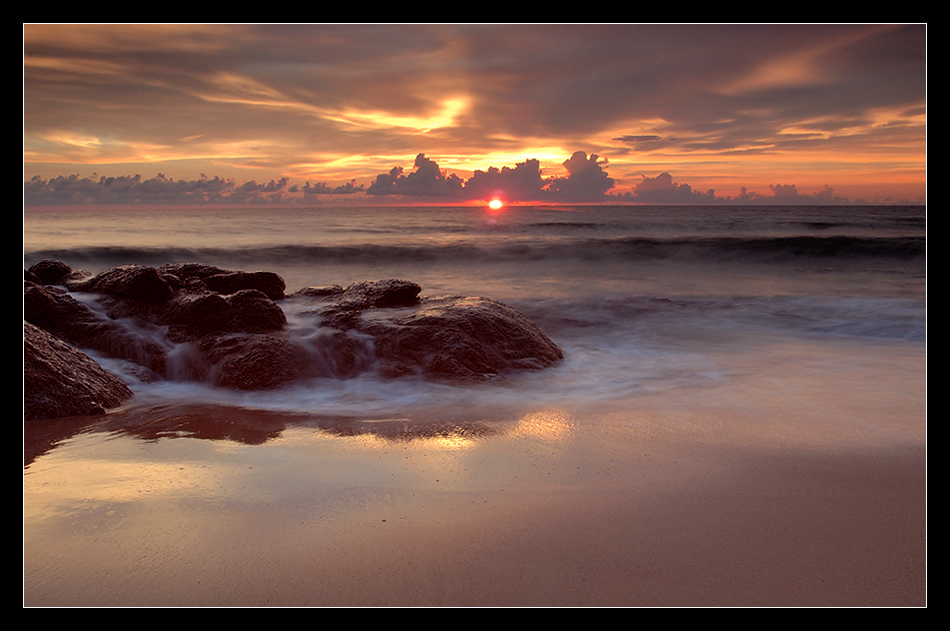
(23, 398), (926, 607)
(24, 402), (566, 468)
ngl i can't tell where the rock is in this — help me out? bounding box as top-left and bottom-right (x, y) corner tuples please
(24, 261), (563, 404)
(225, 289), (287, 332)
(204, 271), (286, 300)
(164, 288), (286, 340)
(322, 292), (563, 381)
(24, 268), (41, 285)
(163, 290), (234, 338)
(191, 325), (376, 389)
(336, 279), (422, 309)
(27, 259), (72, 285)
(68, 264), (175, 303)
(24, 321), (133, 420)
(288, 284), (345, 299)
(24, 282), (168, 374)
(24, 281), (103, 338)
(159, 264), (286, 300)
(195, 334), (312, 390)
(319, 279), (423, 330)
(159, 262), (231, 280)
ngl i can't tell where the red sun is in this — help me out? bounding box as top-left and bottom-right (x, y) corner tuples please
(488, 198), (504, 210)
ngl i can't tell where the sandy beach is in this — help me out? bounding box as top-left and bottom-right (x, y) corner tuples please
(23, 365), (926, 607)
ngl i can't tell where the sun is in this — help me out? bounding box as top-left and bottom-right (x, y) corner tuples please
(488, 198), (504, 210)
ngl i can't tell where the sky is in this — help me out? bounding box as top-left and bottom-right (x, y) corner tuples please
(23, 23), (927, 207)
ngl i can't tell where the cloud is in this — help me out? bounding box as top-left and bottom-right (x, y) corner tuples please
(237, 178), (289, 194)
(23, 151), (899, 207)
(545, 152), (615, 202)
(767, 183), (841, 204)
(366, 153), (465, 197)
(616, 172), (854, 205)
(613, 135), (662, 144)
(23, 173), (292, 206)
(627, 172), (717, 204)
(293, 180), (365, 196)
(462, 158), (547, 201)
(365, 151), (617, 203)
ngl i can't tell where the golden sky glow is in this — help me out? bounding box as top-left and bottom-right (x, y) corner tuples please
(23, 24), (927, 205)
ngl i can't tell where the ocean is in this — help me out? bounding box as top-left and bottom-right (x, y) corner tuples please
(23, 203), (927, 606)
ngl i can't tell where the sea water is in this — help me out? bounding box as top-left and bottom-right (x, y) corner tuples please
(23, 204), (927, 605)
(23, 204), (926, 422)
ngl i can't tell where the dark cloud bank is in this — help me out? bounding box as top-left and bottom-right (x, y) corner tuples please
(24, 152), (889, 207)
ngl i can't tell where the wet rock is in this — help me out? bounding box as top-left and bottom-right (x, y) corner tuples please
(159, 263), (232, 279)
(68, 264), (175, 303)
(24, 321), (133, 420)
(319, 279), (423, 330)
(288, 284), (345, 299)
(195, 333), (311, 390)
(163, 291), (233, 337)
(338, 279), (422, 309)
(160, 264), (286, 300)
(24, 281), (168, 374)
(322, 292), (563, 381)
(164, 288), (286, 341)
(27, 259), (73, 286)
(204, 270), (286, 300)
(24, 261), (563, 406)
(225, 289), (287, 332)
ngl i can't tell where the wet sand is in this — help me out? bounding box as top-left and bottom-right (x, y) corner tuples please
(23, 398), (926, 607)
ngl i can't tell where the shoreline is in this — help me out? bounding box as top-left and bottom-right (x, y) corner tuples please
(23, 401), (926, 607)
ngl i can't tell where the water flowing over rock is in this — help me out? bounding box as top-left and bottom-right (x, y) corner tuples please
(24, 281), (169, 374)
(318, 289), (564, 381)
(24, 259), (564, 419)
(24, 321), (133, 421)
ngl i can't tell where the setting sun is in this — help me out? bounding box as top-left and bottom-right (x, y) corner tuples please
(488, 198), (504, 210)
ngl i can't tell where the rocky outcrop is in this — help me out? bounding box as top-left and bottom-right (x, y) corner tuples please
(23, 281), (169, 374)
(24, 259), (563, 419)
(163, 288), (287, 340)
(159, 264), (286, 300)
(24, 321), (133, 421)
(317, 287), (563, 381)
(68, 264), (175, 303)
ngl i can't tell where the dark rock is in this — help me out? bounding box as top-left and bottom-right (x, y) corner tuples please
(23, 261), (562, 401)
(68, 264), (175, 303)
(203, 271), (286, 300)
(157, 264), (286, 300)
(24, 282), (168, 374)
(288, 284), (345, 299)
(24, 321), (133, 420)
(318, 279), (422, 331)
(163, 288), (286, 341)
(159, 263), (231, 280)
(324, 292), (563, 381)
(23, 282), (97, 337)
(27, 259), (73, 285)
(195, 334), (311, 390)
(226, 289), (287, 332)
(163, 291), (234, 338)
(337, 279), (422, 309)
